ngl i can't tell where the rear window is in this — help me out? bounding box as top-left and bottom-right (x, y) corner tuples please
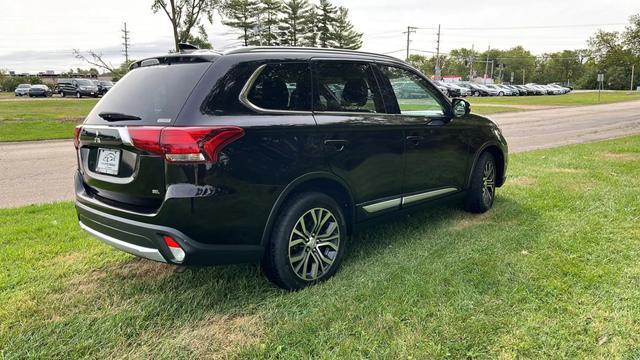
(246, 63), (311, 111)
(85, 62), (211, 125)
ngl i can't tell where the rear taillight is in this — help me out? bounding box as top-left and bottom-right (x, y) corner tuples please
(74, 125), (83, 149)
(163, 235), (185, 263)
(128, 126), (244, 163)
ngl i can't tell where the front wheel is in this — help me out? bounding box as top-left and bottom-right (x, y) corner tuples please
(76, 92), (81, 98)
(263, 192), (347, 290)
(464, 152), (497, 213)
(473, 91), (480, 97)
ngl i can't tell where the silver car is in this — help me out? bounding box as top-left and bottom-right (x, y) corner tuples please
(14, 84), (31, 96)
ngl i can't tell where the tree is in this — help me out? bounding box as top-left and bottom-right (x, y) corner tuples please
(499, 46), (536, 83)
(315, 0), (337, 48)
(301, 4), (319, 47)
(222, 0), (260, 46)
(330, 6), (362, 49)
(151, 0), (219, 52)
(447, 48), (479, 79)
(278, 0), (310, 46)
(586, 30), (636, 89)
(73, 49), (134, 80)
(407, 54), (431, 75)
(256, 0), (282, 45)
(623, 14), (640, 57)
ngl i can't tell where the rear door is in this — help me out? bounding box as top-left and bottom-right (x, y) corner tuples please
(77, 61), (212, 211)
(375, 63), (471, 201)
(311, 59), (405, 218)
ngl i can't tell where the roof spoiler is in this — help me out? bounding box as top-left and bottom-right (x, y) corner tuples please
(178, 43), (199, 54)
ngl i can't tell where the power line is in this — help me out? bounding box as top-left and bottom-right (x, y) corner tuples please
(444, 22), (626, 31)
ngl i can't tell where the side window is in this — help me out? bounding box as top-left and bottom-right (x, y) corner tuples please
(314, 62), (385, 113)
(246, 62), (311, 111)
(379, 65), (445, 117)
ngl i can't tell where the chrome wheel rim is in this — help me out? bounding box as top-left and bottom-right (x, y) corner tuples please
(288, 207), (340, 281)
(482, 160), (496, 205)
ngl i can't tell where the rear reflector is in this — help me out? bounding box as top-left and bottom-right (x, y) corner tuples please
(74, 125), (83, 149)
(163, 235), (185, 263)
(128, 126), (244, 163)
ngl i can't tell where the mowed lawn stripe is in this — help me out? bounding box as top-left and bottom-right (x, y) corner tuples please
(0, 98), (97, 142)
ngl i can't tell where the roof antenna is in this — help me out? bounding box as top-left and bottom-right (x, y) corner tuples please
(178, 43), (199, 54)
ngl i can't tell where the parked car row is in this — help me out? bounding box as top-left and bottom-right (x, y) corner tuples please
(432, 81), (572, 97)
(12, 79), (115, 98)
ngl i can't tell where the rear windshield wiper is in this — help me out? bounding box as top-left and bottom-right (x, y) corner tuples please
(98, 112), (141, 121)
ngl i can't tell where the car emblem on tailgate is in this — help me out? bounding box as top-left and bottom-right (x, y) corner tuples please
(94, 130), (101, 143)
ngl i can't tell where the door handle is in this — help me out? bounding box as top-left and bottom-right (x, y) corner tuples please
(324, 139), (349, 152)
(405, 135), (424, 145)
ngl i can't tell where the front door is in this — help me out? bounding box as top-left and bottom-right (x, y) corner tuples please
(375, 64), (471, 202)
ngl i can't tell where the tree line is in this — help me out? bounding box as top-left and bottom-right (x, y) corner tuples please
(407, 14), (640, 90)
(222, 0), (362, 49)
(151, 0), (362, 51)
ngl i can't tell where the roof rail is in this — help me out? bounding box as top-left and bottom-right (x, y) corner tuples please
(222, 46), (403, 62)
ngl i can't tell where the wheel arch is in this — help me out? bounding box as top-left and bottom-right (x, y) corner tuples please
(260, 172), (355, 248)
(466, 142), (506, 189)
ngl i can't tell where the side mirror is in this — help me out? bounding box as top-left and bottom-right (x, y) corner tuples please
(452, 98), (470, 118)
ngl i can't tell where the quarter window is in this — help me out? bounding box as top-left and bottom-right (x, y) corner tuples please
(246, 62), (311, 111)
(379, 65), (445, 117)
(314, 62), (385, 113)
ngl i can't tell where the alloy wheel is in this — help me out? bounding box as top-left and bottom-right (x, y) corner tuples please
(482, 160), (496, 205)
(288, 207), (340, 281)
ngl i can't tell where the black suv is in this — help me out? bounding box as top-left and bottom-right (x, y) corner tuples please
(57, 78), (100, 98)
(74, 47), (508, 290)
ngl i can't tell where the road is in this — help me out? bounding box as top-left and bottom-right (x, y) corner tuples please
(1, 100), (640, 208)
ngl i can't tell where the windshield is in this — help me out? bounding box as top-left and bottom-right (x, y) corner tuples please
(33, 85), (47, 89)
(18, 84), (31, 88)
(76, 79), (94, 86)
(85, 62), (211, 125)
(99, 81), (113, 86)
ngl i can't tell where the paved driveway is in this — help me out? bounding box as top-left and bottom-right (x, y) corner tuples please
(1, 100), (639, 208)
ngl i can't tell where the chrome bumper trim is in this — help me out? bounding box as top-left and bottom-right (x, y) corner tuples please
(79, 221), (166, 263)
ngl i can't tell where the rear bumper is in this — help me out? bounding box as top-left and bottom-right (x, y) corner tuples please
(76, 200), (263, 265)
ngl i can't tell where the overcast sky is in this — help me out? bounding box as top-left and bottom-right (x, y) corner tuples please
(1, 0), (637, 73)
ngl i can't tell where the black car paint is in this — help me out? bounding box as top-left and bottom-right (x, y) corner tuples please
(75, 49), (508, 265)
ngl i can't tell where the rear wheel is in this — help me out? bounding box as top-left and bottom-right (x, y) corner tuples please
(464, 152), (497, 213)
(263, 192), (346, 290)
(473, 91), (480, 97)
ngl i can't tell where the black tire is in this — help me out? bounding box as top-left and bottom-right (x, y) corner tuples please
(263, 192), (347, 290)
(474, 91), (480, 97)
(61, 91), (66, 97)
(464, 152), (497, 213)
(76, 92), (81, 98)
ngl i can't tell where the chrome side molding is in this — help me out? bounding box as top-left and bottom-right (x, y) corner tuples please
(362, 198), (402, 213)
(361, 187), (459, 214)
(402, 187), (458, 205)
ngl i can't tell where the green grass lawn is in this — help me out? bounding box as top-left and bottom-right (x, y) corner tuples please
(0, 98), (97, 142)
(469, 90), (640, 106)
(2, 136), (640, 358)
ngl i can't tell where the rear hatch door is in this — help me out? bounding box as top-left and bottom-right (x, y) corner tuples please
(77, 60), (213, 212)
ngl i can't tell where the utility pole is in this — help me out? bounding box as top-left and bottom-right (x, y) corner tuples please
(435, 24), (441, 80)
(404, 26), (417, 61)
(484, 45), (490, 84)
(522, 68), (525, 85)
(469, 43), (475, 80)
(631, 64), (635, 91)
(121, 22), (131, 64)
